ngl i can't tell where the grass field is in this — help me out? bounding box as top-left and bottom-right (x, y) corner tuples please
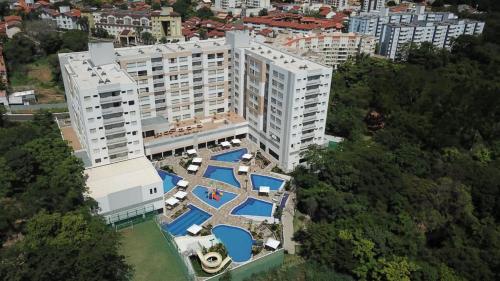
(9, 58), (65, 104)
(119, 220), (189, 281)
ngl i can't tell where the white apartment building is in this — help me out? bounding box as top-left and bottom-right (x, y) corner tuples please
(40, 6), (82, 30)
(228, 32), (332, 171)
(59, 42), (145, 167)
(349, 6), (457, 38)
(277, 32), (376, 69)
(59, 31), (332, 173)
(214, 0), (270, 11)
(379, 19), (485, 59)
(361, 0), (384, 13)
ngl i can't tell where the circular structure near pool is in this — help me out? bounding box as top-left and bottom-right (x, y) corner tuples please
(212, 225), (253, 263)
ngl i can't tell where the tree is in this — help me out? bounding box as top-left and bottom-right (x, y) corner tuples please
(0, 212), (132, 281)
(92, 27), (112, 39)
(151, 2), (161, 10)
(196, 7), (214, 19)
(172, 0), (194, 19)
(258, 8), (268, 16)
(141, 31), (155, 45)
(3, 33), (37, 66)
(40, 32), (62, 55)
(0, 1), (10, 19)
(61, 30), (89, 51)
(77, 16), (89, 32)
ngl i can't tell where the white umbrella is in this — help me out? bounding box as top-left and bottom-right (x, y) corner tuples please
(177, 180), (189, 188)
(242, 153), (253, 160)
(238, 165), (250, 173)
(231, 139), (241, 144)
(220, 141), (231, 147)
(187, 224), (202, 235)
(174, 191), (188, 200)
(165, 197), (180, 206)
(265, 238), (280, 250)
(192, 157), (203, 164)
(187, 165), (199, 172)
(259, 186), (270, 194)
(187, 149), (197, 155)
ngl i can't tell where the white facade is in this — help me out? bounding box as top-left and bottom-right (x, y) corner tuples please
(379, 20), (485, 59)
(214, 0), (270, 10)
(85, 156), (163, 223)
(59, 43), (145, 167)
(277, 32), (376, 69)
(40, 7), (82, 30)
(361, 0), (384, 13)
(92, 10), (152, 38)
(59, 31), (332, 172)
(228, 31), (332, 171)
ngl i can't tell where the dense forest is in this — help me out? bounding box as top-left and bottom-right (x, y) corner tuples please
(0, 112), (131, 280)
(250, 3), (500, 281)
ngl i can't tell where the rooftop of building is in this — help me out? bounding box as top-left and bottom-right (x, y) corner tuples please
(244, 40), (330, 71)
(143, 111), (247, 143)
(61, 52), (135, 90)
(113, 38), (229, 58)
(242, 12), (346, 30)
(85, 156), (162, 198)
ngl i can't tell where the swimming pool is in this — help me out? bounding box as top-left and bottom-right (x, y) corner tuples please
(164, 205), (212, 236)
(231, 197), (274, 217)
(212, 225), (253, 263)
(210, 148), (248, 163)
(157, 170), (183, 193)
(250, 174), (285, 191)
(203, 165), (241, 188)
(192, 185), (238, 209)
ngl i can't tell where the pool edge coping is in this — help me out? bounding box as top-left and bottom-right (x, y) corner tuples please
(248, 172), (286, 192)
(202, 164), (242, 189)
(228, 196), (276, 221)
(211, 223), (255, 264)
(191, 185), (241, 211)
(164, 203), (213, 237)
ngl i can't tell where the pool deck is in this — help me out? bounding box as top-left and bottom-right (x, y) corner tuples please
(156, 140), (286, 232)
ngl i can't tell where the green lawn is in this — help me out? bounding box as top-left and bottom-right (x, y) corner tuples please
(119, 220), (189, 281)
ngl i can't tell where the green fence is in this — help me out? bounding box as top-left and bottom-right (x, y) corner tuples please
(154, 216), (196, 281)
(206, 249), (285, 281)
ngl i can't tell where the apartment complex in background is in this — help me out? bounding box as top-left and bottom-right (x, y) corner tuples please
(214, 0), (271, 11)
(40, 5), (82, 30)
(90, 7), (183, 44)
(349, 6), (485, 59)
(59, 31), (332, 172)
(361, 0), (384, 13)
(243, 12), (346, 35)
(275, 32), (376, 69)
(379, 19), (484, 59)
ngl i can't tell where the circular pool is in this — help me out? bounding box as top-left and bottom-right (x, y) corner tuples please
(212, 225), (253, 263)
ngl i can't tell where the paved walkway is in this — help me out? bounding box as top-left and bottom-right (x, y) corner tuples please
(281, 192), (297, 254)
(156, 140), (286, 233)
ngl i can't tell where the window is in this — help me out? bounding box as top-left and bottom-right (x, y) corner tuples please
(95, 158), (101, 163)
(90, 128), (96, 133)
(128, 101), (135, 105)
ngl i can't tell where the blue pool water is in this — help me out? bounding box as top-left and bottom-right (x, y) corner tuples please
(251, 174), (285, 191)
(212, 225), (253, 263)
(231, 198), (274, 217)
(157, 170), (183, 193)
(192, 185), (238, 209)
(203, 165), (241, 188)
(210, 148), (248, 163)
(164, 205), (211, 236)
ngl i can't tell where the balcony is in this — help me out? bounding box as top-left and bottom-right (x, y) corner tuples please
(302, 122), (316, 131)
(304, 98), (319, 105)
(151, 61), (163, 67)
(104, 125), (126, 135)
(106, 135), (127, 145)
(103, 116), (125, 125)
(101, 106), (124, 115)
(100, 95), (122, 104)
(304, 105), (318, 113)
(303, 114), (317, 122)
(108, 144), (129, 155)
(154, 86), (166, 92)
(152, 70), (163, 75)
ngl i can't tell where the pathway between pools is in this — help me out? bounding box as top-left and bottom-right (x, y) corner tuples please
(282, 192), (297, 254)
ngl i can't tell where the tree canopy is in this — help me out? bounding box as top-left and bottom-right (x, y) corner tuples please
(289, 5), (500, 281)
(0, 112), (131, 280)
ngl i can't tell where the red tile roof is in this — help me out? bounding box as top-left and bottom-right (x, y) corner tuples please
(243, 13), (345, 31)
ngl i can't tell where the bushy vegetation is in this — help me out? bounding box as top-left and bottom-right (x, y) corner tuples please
(0, 112), (131, 280)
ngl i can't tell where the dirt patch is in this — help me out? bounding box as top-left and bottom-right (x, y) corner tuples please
(28, 64), (52, 82)
(36, 88), (65, 103)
